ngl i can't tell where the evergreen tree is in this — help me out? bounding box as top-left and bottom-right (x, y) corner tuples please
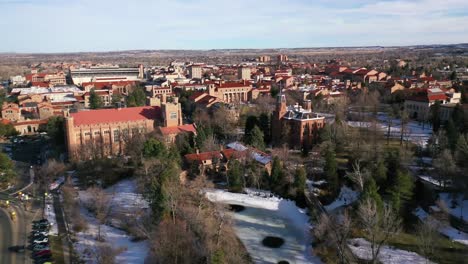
(451, 104), (467, 133)
(373, 159), (388, 187)
(247, 125), (265, 150)
(388, 170), (414, 213)
(258, 113), (271, 144)
(227, 160), (243, 193)
(89, 89), (104, 109)
(430, 101), (441, 132)
(324, 145), (339, 194)
(361, 177), (384, 212)
(143, 138), (166, 158)
(293, 167), (307, 192)
(244, 115), (258, 140)
(126, 88), (146, 107)
(0, 122), (19, 138)
(445, 119), (459, 152)
(46, 116), (65, 145)
(270, 156), (284, 190)
(144, 161), (180, 223)
(0, 153), (16, 185)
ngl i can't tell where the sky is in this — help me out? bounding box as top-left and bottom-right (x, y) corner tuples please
(0, 0), (467, 53)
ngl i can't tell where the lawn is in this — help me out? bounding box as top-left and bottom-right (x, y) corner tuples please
(385, 231), (468, 264)
(49, 235), (65, 264)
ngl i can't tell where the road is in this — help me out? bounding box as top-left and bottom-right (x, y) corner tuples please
(0, 207), (15, 264)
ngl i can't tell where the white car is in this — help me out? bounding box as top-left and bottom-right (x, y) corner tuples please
(33, 237), (48, 244)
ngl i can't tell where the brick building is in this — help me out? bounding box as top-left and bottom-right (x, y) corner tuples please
(271, 94), (325, 149)
(65, 97), (190, 160)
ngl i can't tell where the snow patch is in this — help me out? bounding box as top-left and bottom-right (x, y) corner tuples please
(414, 207), (468, 246)
(323, 186), (359, 212)
(348, 238), (434, 264)
(438, 193), (468, 222)
(45, 195), (58, 235)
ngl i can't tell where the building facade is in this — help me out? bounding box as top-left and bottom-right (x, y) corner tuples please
(272, 94), (325, 149)
(238, 67), (251, 80)
(188, 65), (202, 79)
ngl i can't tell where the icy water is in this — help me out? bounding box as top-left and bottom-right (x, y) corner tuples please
(230, 205), (317, 264)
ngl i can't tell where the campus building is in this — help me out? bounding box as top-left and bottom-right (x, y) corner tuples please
(271, 94), (325, 149)
(65, 97), (191, 160)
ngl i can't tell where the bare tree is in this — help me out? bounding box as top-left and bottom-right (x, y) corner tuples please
(417, 216), (439, 262)
(92, 243), (125, 264)
(433, 149), (457, 189)
(87, 186), (113, 241)
(314, 210), (352, 263)
(357, 198), (401, 264)
(345, 160), (369, 192)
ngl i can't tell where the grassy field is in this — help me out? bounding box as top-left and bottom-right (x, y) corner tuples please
(49, 235), (65, 264)
(386, 231), (468, 264)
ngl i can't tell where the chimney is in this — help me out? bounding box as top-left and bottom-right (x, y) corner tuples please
(303, 99), (312, 111)
(173, 97), (179, 104)
(161, 93), (167, 104)
(196, 149), (199, 154)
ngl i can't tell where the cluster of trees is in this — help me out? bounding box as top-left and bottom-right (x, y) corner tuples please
(0, 122), (18, 138)
(134, 137), (250, 263)
(0, 152), (16, 187)
(244, 114), (270, 150)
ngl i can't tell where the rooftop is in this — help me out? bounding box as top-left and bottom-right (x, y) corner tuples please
(70, 106), (159, 126)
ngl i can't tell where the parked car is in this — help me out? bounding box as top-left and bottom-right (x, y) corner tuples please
(33, 254), (52, 261)
(31, 231), (48, 236)
(33, 219), (48, 224)
(8, 245), (25, 253)
(33, 250), (51, 257)
(32, 245), (49, 252)
(32, 237), (48, 244)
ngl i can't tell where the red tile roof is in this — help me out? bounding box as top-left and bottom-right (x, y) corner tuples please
(159, 124), (197, 135)
(184, 151), (223, 164)
(218, 81), (251, 89)
(0, 119), (11, 125)
(71, 106), (160, 126)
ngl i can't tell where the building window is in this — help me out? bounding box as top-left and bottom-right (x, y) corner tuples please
(113, 130), (120, 142)
(170, 112), (177, 119)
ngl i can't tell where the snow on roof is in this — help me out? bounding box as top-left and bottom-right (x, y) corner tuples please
(11, 85), (82, 95)
(226, 141), (271, 165)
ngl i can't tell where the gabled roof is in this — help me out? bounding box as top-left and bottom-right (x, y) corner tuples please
(159, 124), (197, 135)
(184, 151), (223, 164)
(71, 106), (159, 126)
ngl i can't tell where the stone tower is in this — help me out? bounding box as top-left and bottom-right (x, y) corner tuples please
(271, 93), (287, 143)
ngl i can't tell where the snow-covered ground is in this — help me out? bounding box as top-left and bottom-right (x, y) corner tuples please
(348, 238), (434, 264)
(418, 175), (452, 188)
(323, 186), (359, 212)
(45, 195), (58, 235)
(347, 112), (432, 147)
(414, 207), (468, 246)
(105, 179), (149, 212)
(206, 189), (321, 264)
(74, 179), (149, 263)
(438, 193), (468, 222)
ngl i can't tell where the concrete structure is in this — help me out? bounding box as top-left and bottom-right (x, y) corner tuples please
(70, 65), (144, 85)
(238, 67), (251, 80)
(188, 65), (202, 79)
(257, 56), (271, 63)
(277, 54), (289, 62)
(207, 81), (252, 103)
(271, 94), (325, 148)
